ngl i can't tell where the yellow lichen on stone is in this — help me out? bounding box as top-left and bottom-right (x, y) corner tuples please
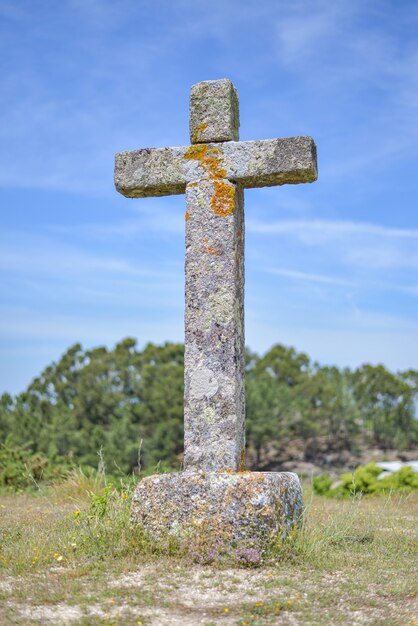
(184, 143), (234, 217)
(192, 122), (208, 143)
(184, 145), (226, 180)
(184, 144), (208, 161)
(211, 181), (235, 216)
(201, 156), (227, 180)
(185, 211), (190, 221)
(208, 287), (233, 325)
(201, 406), (216, 423)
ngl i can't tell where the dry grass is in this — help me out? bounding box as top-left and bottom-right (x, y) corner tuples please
(0, 476), (417, 626)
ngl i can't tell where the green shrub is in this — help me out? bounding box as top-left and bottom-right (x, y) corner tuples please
(312, 474), (333, 495)
(339, 462), (383, 496)
(377, 465), (418, 492)
(312, 462), (418, 497)
(0, 436), (72, 490)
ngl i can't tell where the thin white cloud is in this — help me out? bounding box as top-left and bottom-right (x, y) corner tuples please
(248, 218), (418, 240)
(247, 217), (418, 271)
(0, 229), (181, 279)
(265, 266), (354, 287)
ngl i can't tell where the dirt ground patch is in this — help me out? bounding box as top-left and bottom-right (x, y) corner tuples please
(2, 561), (417, 625)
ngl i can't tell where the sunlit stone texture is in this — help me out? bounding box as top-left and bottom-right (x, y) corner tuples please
(115, 79), (317, 541)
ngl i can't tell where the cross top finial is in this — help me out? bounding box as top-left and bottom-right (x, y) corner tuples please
(189, 79), (240, 144)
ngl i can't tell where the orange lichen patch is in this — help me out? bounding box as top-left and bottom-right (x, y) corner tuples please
(184, 145), (226, 180)
(192, 122), (208, 143)
(202, 237), (221, 255)
(184, 144), (208, 161)
(218, 469), (252, 475)
(211, 181), (235, 217)
(202, 147), (226, 179)
(201, 156), (227, 180)
(185, 211), (190, 222)
(184, 143), (235, 217)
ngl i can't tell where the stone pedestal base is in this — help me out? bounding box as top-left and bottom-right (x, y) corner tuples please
(131, 470), (303, 543)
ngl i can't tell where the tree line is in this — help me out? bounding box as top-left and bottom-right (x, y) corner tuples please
(1, 339), (417, 474)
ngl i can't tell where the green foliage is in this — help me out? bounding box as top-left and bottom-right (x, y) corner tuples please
(313, 462), (418, 497)
(312, 474), (333, 496)
(89, 484), (114, 518)
(0, 339), (417, 480)
(0, 339), (184, 476)
(352, 364), (417, 449)
(0, 436), (72, 490)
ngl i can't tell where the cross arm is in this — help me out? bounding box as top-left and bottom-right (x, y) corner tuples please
(114, 136), (317, 198)
(223, 136), (317, 188)
(114, 147), (188, 198)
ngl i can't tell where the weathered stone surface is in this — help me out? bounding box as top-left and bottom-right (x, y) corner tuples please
(131, 470), (303, 542)
(184, 179), (244, 471)
(114, 78), (318, 542)
(189, 79), (239, 144)
(115, 137), (317, 198)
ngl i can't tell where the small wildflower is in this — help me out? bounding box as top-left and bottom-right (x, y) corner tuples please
(235, 545), (264, 567)
(56, 555), (63, 562)
(224, 607), (229, 613)
(287, 599), (293, 605)
(255, 602), (263, 607)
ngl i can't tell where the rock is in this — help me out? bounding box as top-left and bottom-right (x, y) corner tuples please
(131, 470), (302, 543)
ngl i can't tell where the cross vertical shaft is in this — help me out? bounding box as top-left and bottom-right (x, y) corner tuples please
(184, 81), (244, 471)
(184, 179), (245, 471)
(114, 78), (318, 476)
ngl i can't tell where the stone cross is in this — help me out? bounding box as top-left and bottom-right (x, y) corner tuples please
(115, 79), (317, 474)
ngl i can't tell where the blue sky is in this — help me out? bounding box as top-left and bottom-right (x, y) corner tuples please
(1, 0), (418, 394)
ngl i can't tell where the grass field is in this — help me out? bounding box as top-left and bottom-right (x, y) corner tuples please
(0, 473), (417, 626)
